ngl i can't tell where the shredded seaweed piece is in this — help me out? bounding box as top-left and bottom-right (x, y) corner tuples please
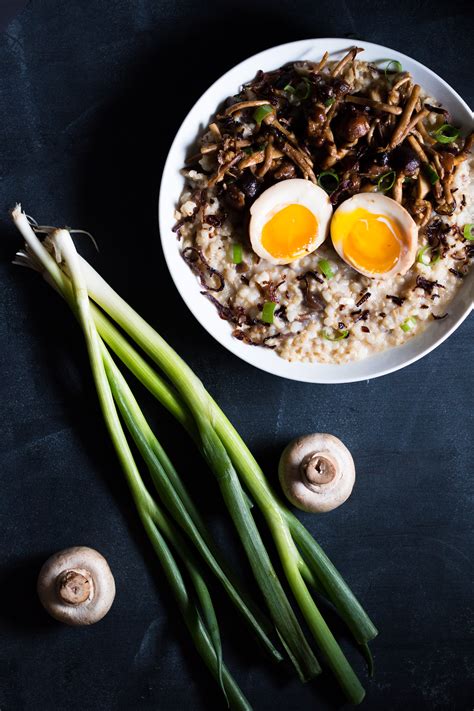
(297, 271), (325, 311)
(356, 292), (371, 307)
(353, 309), (369, 323)
(201, 291), (246, 324)
(182, 247), (225, 292)
(449, 268), (465, 279)
(386, 294), (405, 306)
(415, 276), (446, 294)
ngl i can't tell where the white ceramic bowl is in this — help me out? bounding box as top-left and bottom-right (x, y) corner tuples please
(159, 38), (473, 383)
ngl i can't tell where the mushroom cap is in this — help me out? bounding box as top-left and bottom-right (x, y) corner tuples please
(278, 433), (355, 513)
(37, 546), (115, 626)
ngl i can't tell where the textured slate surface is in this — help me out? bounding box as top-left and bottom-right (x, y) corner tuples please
(0, 1), (473, 710)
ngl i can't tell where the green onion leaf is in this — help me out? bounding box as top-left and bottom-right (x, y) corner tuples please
(416, 245), (440, 266)
(431, 123), (460, 144)
(318, 259), (334, 279)
(384, 59), (402, 77)
(463, 223), (474, 241)
(325, 98), (335, 107)
(232, 244), (243, 264)
(318, 170), (339, 193)
(400, 316), (416, 332)
(253, 105), (273, 125)
(322, 329), (349, 341)
(283, 83), (296, 94)
(261, 301), (277, 324)
(377, 171), (396, 193)
(296, 78), (311, 100)
(423, 163), (439, 185)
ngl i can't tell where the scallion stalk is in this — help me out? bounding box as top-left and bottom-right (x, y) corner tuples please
(318, 170), (339, 193)
(431, 123), (460, 144)
(384, 59), (402, 77)
(12, 208), (378, 704)
(377, 171), (396, 193)
(261, 301), (277, 324)
(400, 316), (416, 332)
(463, 223), (474, 241)
(253, 105), (273, 125)
(70, 255), (371, 701)
(232, 243), (243, 264)
(45, 226), (247, 707)
(318, 259), (334, 279)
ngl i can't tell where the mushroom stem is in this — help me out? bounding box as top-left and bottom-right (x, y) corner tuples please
(57, 569), (93, 605)
(301, 452), (337, 489)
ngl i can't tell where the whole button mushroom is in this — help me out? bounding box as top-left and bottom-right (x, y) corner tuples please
(278, 433), (355, 513)
(37, 546), (115, 626)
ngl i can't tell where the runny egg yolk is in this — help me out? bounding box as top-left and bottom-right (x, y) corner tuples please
(333, 207), (403, 274)
(261, 204), (318, 260)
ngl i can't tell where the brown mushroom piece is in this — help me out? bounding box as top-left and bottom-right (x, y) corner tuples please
(37, 546), (115, 626)
(333, 107), (370, 144)
(278, 433), (355, 513)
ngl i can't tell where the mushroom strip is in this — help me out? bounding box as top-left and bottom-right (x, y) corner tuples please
(392, 109), (429, 147)
(389, 84), (421, 148)
(207, 151), (245, 187)
(345, 95), (403, 115)
(182, 247), (225, 292)
(315, 51), (329, 73)
(331, 47), (363, 77)
(202, 139), (252, 154)
(280, 142), (317, 182)
(392, 172), (405, 203)
(407, 134), (430, 163)
(388, 74), (411, 104)
(416, 117), (436, 146)
(453, 132), (474, 165)
(238, 150), (266, 170)
(223, 99), (272, 116)
(258, 136), (275, 177)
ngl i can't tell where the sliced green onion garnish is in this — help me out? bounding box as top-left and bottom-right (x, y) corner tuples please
(400, 316), (417, 332)
(377, 171), (396, 193)
(283, 83), (296, 94)
(318, 170), (339, 193)
(431, 123), (460, 144)
(423, 164), (439, 185)
(253, 105), (273, 125)
(416, 245), (440, 266)
(322, 329), (349, 341)
(384, 59), (402, 77)
(318, 259), (334, 279)
(232, 244), (243, 264)
(296, 78), (311, 100)
(325, 98), (335, 107)
(463, 223), (474, 241)
(261, 301), (277, 324)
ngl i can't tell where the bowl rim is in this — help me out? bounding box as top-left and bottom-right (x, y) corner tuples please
(158, 37), (473, 384)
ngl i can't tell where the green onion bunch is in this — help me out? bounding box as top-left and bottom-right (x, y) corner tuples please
(12, 206), (377, 707)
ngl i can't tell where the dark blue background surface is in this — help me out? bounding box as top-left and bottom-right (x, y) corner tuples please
(0, 1), (473, 709)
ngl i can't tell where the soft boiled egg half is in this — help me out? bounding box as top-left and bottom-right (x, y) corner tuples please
(331, 193), (418, 279)
(249, 179), (332, 265)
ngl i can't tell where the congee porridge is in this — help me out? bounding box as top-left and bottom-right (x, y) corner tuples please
(173, 47), (473, 364)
